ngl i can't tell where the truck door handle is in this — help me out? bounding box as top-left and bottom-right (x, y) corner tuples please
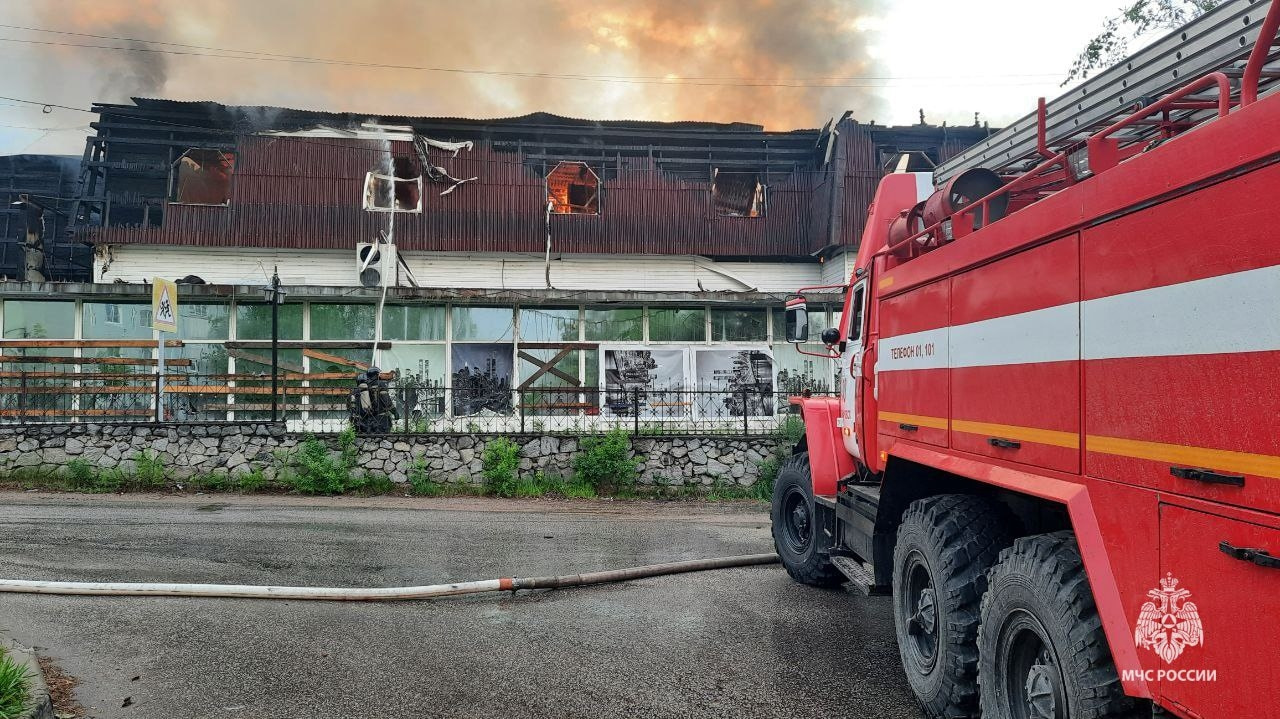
(1170, 466), (1245, 487)
(988, 437), (1021, 449)
(1219, 541), (1280, 570)
(899, 423), (918, 431)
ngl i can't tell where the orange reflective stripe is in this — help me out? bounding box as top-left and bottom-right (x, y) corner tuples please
(951, 419), (1080, 449)
(1086, 435), (1280, 480)
(878, 411), (948, 431)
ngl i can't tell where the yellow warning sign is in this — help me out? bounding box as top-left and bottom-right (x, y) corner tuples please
(151, 277), (178, 333)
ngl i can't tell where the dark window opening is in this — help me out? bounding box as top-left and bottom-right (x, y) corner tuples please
(547, 162), (600, 215)
(170, 149), (235, 205)
(364, 158), (422, 213)
(712, 169), (765, 218)
(849, 284), (866, 342)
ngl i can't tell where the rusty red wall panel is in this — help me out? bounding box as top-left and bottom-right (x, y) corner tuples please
(88, 121), (981, 257)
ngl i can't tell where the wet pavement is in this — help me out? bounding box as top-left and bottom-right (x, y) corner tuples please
(0, 492), (922, 718)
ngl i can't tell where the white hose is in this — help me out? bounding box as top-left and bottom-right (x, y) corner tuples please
(0, 554), (780, 602)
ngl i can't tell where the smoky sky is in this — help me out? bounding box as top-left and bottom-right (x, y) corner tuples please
(19, 0), (884, 133)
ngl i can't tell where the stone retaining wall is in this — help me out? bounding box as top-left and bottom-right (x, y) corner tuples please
(0, 423), (783, 486)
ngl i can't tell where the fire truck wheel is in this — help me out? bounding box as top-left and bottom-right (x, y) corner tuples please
(770, 453), (843, 587)
(893, 495), (1011, 719)
(978, 531), (1141, 719)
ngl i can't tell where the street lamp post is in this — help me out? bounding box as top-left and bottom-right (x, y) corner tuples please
(261, 268), (286, 423)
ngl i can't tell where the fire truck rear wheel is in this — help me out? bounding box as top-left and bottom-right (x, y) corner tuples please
(978, 531), (1142, 719)
(893, 495), (1011, 719)
(769, 453), (843, 587)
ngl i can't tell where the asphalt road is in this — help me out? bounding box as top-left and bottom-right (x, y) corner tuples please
(0, 492), (922, 719)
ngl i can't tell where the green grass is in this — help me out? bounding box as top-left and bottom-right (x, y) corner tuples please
(0, 647), (32, 719)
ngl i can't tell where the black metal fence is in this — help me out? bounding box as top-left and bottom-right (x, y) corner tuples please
(0, 373), (820, 437)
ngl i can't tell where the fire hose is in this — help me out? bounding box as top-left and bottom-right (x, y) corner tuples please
(0, 553), (779, 602)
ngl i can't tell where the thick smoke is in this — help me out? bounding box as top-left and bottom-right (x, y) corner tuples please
(19, 0), (882, 135)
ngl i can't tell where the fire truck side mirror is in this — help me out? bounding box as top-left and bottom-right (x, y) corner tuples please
(784, 296), (809, 343)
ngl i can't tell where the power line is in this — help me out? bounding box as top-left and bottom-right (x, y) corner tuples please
(0, 25), (1061, 89)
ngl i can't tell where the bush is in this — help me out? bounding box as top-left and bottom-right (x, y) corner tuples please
(237, 469), (269, 492)
(481, 438), (521, 497)
(574, 429), (639, 495)
(134, 450), (166, 488)
(408, 458), (443, 496)
(288, 430), (358, 495)
(0, 647), (31, 719)
(65, 459), (96, 490)
(356, 473), (397, 495)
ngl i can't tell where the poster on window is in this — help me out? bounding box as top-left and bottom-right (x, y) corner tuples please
(451, 343), (513, 416)
(601, 348), (687, 419)
(692, 348), (776, 418)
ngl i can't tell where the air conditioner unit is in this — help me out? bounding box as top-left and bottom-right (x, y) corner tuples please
(355, 242), (397, 288)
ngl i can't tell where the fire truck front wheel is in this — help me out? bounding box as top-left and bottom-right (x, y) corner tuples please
(770, 453), (843, 587)
(893, 495), (1011, 719)
(978, 532), (1141, 719)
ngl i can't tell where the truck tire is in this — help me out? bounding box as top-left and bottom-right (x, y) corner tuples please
(893, 495), (1011, 719)
(770, 453), (843, 587)
(978, 531), (1141, 719)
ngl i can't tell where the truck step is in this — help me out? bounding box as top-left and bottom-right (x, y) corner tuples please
(831, 555), (890, 596)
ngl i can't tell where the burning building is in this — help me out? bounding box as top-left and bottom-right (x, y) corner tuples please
(0, 98), (991, 427)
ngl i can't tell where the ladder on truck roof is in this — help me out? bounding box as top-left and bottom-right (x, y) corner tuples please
(935, 0), (1280, 183)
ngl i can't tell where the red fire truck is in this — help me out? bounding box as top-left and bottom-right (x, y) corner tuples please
(774, 2), (1280, 717)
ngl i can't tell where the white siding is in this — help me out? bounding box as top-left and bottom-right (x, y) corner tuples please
(95, 245), (823, 293)
(820, 249), (854, 287)
(96, 246), (353, 286)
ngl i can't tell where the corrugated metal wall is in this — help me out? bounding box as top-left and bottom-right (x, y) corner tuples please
(94, 135), (828, 257)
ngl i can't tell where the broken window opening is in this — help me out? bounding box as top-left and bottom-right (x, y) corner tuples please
(547, 162), (600, 215)
(712, 169), (766, 218)
(170, 149), (235, 206)
(363, 158), (423, 213)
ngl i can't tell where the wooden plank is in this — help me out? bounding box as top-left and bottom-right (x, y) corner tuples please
(194, 372), (390, 381)
(204, 403), (346, 412)
(226, 341), (391, 350)
(517, 347), (580, 389)
(0, 355), (192, 367)
(303, 349), (368, 370)
(1, 384), (349, 396)
(0, 408), (152, 417)
(0, 340), (184, 348)
(0, 371), (189, 380)
(226, 348), (306, 374)
(517, 342), (600, 350)
(167, 385), (350, 396)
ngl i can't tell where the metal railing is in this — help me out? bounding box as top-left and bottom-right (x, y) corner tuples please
(0, 373), (830, 437)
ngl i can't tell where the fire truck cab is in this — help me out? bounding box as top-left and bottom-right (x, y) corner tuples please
(774, 3), (1280, 718)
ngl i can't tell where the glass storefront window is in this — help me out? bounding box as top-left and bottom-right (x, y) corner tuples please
(648, 307), (706, 343)
(583, 307), (642, 342)
(3, 300), (74, 339)
(519, 307), (579, 342)
(711, 308), (767, 342)
(451, 306), (514, 341)
(310, 303), (376, 340)
(383, 306), (445, 341)
(772, 306), (830, 343)
(83, 302), (151, 339)
(235, 303), (302, 340)
(177, 303), (230, 340)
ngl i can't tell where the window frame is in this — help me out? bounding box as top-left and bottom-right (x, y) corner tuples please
(362, 172), (424, 213)
(169, 148), (236, 207)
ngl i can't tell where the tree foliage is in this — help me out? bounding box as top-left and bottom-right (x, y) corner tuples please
(1066, 1), (1219, 83)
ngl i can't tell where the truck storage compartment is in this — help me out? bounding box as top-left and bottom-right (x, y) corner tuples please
(1082, 167), (1280, 513)
(875, 280), (949, 448)
(948, 235), (1081, 474)
(1155, 504), (1280, 717)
